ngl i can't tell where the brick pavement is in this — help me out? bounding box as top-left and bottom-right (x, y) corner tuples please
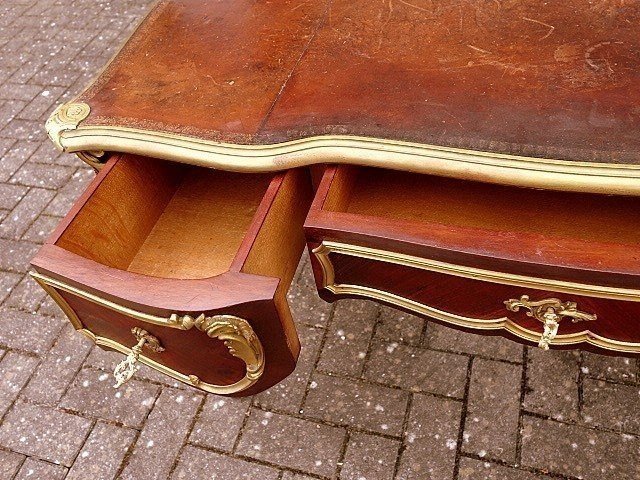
(0, 1), (639, 479)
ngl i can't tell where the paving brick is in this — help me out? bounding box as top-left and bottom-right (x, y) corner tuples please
(375, 305), (424, 346)
(255, 324), (324, 414)
(426, 323), (524, 363)
(44, 167), (95, 216)
(521, 415), (640, 480)
(17, 86), (65, 121)
(189, 395), (250, 452)
(524, 348), (580, 421)
(237, 409), (346, 477)
(21, 214), (60, 243)
(582, 378), (640, 434)
(318, 299), (378, 377)
(458, 458), (552, 480)
(0, 270), (22, 303)
(0, 183), (27, 209)
(171, 446), (280, 480)
(0, 187), (55, 239)
(60, 368), (159, 428)
(0, 351), (39, 417)
(396, 393), (462, 480)
(14, 458), (67, 480)
(0, 83), (41, 102)
(0, 239), (40, 272)
(304, 373), (409, 436)
(21, 323), (92, 405)
(9, 162), (75, 189)
(0, 448), (25, 478)
(583, 352), (636, 384)
(0, 401), (92, 466)
(0, 141), (39, 182)
(0, 119), (42, 141)
(67, 422), (137, 480)
(120, 387), (203, 480)
(0, 307), (64, 354)
(340, 431), (400, 480)
(287, 255), (333, 328)
(4, 274), (47, 311)
(281, 473), (316, 480)
(463, 358), (521, 462)
(365, 341), (469, 398)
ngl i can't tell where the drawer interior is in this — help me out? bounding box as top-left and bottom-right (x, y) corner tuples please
(321, 166), (640, 246)
(55, 155), (275, 280)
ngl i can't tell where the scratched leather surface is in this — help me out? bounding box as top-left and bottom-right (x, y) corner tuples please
(78, 0), (640, 163)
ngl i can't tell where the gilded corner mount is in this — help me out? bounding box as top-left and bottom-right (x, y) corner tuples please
(45, 102), (91, 151)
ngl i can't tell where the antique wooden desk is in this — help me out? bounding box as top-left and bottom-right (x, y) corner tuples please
(32, 0), (640, 396)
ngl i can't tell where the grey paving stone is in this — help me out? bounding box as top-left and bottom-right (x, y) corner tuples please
(318, 299), (378, 377)
(426, 323), (524, 363)
(365, 341), (469, 398)
(396, 393), (462, 480)
(0, 306), (64, 354)
(375, 305), (424, 346)
(9, 162), (75, 189)
(0, 183), (27, 209)
(304, 373), (409, 436)
(67, 422), (137, 480)
(0, 270), (22, 304)
(14, 457), (67, 480)
(524, 348), (580, 421)
(0, 400), (92, 466)
(521, 415), (640, 480)
(189, 395), (250, 452)
(0, 187), (55, 239)
(171, 446), (280, 480)
(21, 214), (60, 243)
(120, 387), (203, 480)
(21, 323), (93, 406)
(281, 473), (317, 480)
(287, 254), (333, 328)
(237, 408), (346, 477)
(458, 458), (552, 480)
(340, 431), (400, 480)
(0, 351), (39, 417)
(255, 324), (324, 414)
(582, 378), (640, 434)
(582, 352), (637, 384)
(60, 368), (159, 428)
(4, 273), (47, 312)
(463, 358), (522, 462)
(0, 448), (25, 479)
(0, 239), (40, 272)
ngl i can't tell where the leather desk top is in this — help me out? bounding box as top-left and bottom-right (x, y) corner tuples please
(47, 0), (640, 194)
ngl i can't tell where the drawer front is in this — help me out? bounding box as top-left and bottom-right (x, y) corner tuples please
(31, 154), (313, 395)
(32, 272), (295, 395)
(309, 240), (640, 355)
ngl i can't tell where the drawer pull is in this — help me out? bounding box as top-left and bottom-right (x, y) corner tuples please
(504, 295), (597, 350)
(113, 327), (165, 388)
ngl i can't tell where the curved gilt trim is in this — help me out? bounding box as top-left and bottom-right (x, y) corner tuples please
(312, 241), (640, 353)
(45, 103), (91, 150)
(48, 112), (640, 195)
(30, 272), (264, 394)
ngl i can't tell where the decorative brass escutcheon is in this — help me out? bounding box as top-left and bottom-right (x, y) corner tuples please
(504, 295), (597, 350)
(113, 327), (164, 388)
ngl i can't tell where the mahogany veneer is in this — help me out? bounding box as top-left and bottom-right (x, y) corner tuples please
(31, 153), (312, 396)
(305, 166), (640, 355)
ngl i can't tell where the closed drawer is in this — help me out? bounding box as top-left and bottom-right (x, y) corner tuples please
(31, 153), (312, 396)
(305, 166), (640, 355)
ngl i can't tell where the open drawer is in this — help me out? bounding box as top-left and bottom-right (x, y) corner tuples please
(31, 154), (312, 396)
(305, 166), (640, 355)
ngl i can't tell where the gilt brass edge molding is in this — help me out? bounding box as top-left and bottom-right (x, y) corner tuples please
(30, 271), (191, 329)
(313, 241), (640, 302)
(51, 120), (640, 195)
(45, 103), (91, 151)
(30, 272), (265, 394)
(311, 242), (640, 353)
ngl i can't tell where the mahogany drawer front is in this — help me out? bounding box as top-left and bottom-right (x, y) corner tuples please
(305, 166), (640, 355)
(31, 154), (313, 396)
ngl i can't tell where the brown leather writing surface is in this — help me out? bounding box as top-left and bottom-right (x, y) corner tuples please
(76, 0), (639, 163)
